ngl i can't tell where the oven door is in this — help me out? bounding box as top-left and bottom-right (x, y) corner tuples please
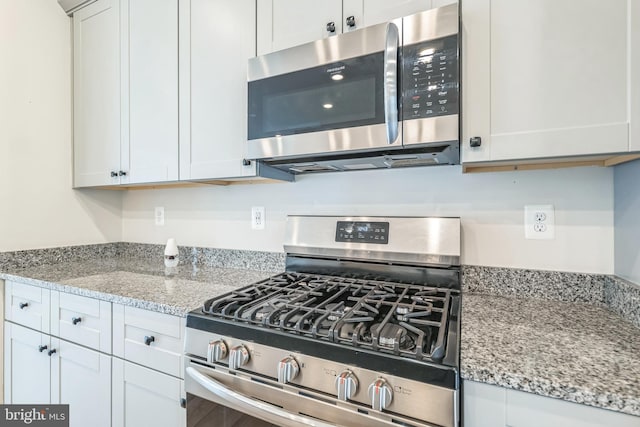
(185, 361), (437, 427)
(247, 20), (402, 161)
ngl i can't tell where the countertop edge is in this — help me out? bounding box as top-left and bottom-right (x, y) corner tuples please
(460, 368), (640, 417)
(0, 272), (194, 317)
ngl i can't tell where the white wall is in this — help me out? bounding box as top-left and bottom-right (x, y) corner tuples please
(122, 165), (614, 274)
(0, 0), (122, 251)
(614, 160), (640, 284)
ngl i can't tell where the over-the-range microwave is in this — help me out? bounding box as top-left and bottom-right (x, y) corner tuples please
(247, 4), (459, 176)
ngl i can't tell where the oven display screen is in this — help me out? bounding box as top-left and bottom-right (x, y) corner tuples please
(335, 221), (389, 244)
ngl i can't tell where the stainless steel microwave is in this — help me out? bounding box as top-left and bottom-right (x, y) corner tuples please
(247, 4), (459, 175)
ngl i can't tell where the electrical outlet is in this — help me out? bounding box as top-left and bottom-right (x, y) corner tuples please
(525, 205), (554, 239)
(251, 206), (265, 230)
(155, 207), (165, 226)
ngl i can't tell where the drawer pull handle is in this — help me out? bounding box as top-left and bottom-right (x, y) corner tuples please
(144, 335), (155, 346)
(48, 349), (57, 356)
(38, 345), (48, 353)
(72, 317), (82, 325)
(19, 302), (29, 309)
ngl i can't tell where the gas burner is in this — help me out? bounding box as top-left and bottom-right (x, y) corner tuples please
(372, 323), (415, 351)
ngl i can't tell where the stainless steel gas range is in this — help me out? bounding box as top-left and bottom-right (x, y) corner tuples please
(184, 216), (461, 427)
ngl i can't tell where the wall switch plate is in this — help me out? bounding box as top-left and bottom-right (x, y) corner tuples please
(525, 205), (554, 239)
(155, 207), (165, 226)
(251, 206), (265, 230)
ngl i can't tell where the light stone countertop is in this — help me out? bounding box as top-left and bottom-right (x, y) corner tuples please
(0, 258), (276, 316)
(461, 293), (640, 417)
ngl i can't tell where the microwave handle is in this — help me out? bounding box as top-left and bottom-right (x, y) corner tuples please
(384, 22), (399, 144)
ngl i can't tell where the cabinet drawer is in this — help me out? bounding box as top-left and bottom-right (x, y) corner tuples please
(113, 305), (184, 378)
(51, 292), (112, 353)
(5, 281), (51, 333)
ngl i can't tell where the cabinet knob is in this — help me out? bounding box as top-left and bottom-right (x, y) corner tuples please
(72, 317), (82, 325)
(110, 171), (118, 178)
(19, 302), (29, 309)
(38, 345), (48, 353)
(119, 170), (127, 177)
(144, 335), (155, 346)
(470, 136), (482, 148)
(180, 398), (186, 409)
(242, 159), (251, 166)
(326, 21), (336, 33)
(346, 16), (356, 29)
(48, 349), (57, 357)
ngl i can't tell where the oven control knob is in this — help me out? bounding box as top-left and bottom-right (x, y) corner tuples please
(368, 378), (393, 411)
(206, 340), (228, 363)
(228, 345), (250, 370)
(335, 370), (358, 401)
(277, 356), (300, 384)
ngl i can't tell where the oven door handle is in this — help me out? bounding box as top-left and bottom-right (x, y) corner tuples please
(384, 21), (400, 145)
(186, 367), (337, 427)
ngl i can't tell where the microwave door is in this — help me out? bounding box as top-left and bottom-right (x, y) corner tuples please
(247, 21), (403, 161)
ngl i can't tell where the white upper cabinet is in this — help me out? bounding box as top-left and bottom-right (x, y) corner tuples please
(462, 0), (638, 166)
(257, 0), (456, 55)
(74, 0), (179, 187)
(179, 0), (257, 180)
(257, 0), (342, 55)
(123, 0), (179, 184)
(73, 0), (121, 187)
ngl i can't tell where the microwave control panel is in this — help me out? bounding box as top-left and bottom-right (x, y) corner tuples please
(335, 221), (389, 244)
(402, 34), (459, 120)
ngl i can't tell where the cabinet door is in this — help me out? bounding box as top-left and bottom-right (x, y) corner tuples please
(51, 338), (111, 427)
(112, 358), (185, 427)
(4, 322), (51, 404)
(122, 0), (179, 184)
(73, 0), (121, 187)
(179, 0), (257, 180)
(256, 0), (342, 55)
(463, 0), (629, 164)
(343, 0), (434, 29)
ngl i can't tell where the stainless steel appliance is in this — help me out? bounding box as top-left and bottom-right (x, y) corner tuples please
(184, 215), (462, 427)
(247, 4), (459, 175)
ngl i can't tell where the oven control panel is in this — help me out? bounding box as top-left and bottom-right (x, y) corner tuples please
(335, 221), (389, 244)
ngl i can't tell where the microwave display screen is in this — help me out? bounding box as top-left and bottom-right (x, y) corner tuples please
(249, 52), (385, 140)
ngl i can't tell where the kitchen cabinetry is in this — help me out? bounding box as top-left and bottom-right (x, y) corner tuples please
(74, 0), (179, 187)
(112, 304), (186, 426)
(463, 380), (640, 427)
(462, 0), (640, 171)
(112, 359), (186, 427)
(257, 0), (457, 55)
(178, 0), (257, 180)
(73, 0), (121, 187)
(4, 281), (111, 427)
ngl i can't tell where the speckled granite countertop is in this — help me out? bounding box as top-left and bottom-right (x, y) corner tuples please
(461, 293), (640, 416)
(0, 259), (276, 316)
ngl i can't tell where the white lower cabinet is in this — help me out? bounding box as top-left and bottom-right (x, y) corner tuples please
(112, 358), (185, 427)
(463, 380), (640, 427)
(4, 322), (111, 427)
(4, 322), (51, 404)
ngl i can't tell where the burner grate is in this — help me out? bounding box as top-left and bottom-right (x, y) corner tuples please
(202, 271), (452, 361)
